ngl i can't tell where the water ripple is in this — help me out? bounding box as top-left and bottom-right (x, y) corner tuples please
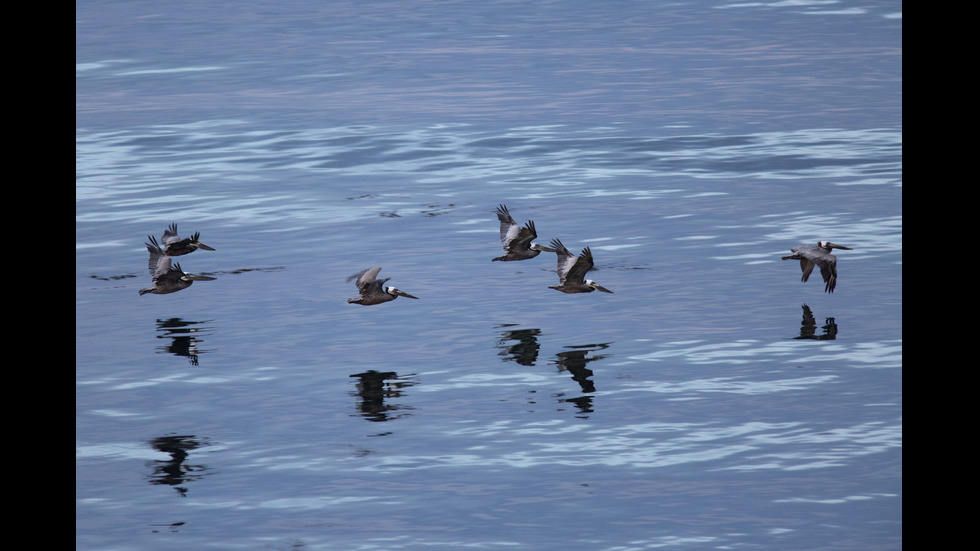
(355, 417), (898, 472)
(76, 123), (900, 227)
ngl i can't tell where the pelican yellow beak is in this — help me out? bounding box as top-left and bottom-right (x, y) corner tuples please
(182, 273), (217, 282)
(590, 282), (613, 293)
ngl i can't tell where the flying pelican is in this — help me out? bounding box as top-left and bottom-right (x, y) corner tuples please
(156, 223), (215, 256)
(346, 267), (419, 305)
(781, 241), (853, 293)
(139, 236), (216, 295)
(548, 238), (613, 294)
(492, 204), (556, 261)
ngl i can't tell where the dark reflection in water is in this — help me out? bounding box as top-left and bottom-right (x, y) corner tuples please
(89, 273), (138, 282)
(557, 394), (594, 418)
(552, 343), (612, 418)
(146, 434), (210, 498)
(349, 370), (417, 423)
(496, 324), (542, 366)
(793, 304), (838, 341)
(155, 318), (213, 365)
(149, 522), (185, 534)
(379, 203), (458, 218)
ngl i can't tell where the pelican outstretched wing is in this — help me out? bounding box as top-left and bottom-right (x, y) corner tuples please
(162, 223), (181, 247)
(145, 235), (173, 280)
(567, 247), (595, 284)
(496, 205), (520, 247)
(550, 238), (593, 285)
(348, 267), (390, 293)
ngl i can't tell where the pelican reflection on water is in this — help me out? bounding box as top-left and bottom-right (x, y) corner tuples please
(140, 236), (216, 295)
(548, 238), (613, 294)
(492, 204), (556, 261)
(347, 267), (419, 305)
(156, 223), (215, 256)
(781, 241), (853, 293)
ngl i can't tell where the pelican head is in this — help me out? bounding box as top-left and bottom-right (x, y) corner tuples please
(818, 241), (853, 251)
(530, 242), (557, 253)
(188, 232), (216, 251)
(585, 279), (614, 293)
(386, 286), (419, 299)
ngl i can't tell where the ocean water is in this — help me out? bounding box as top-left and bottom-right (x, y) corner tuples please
(76, 1), (902, 550)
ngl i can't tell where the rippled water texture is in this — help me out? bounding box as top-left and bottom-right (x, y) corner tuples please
(77, 2), (901, 550)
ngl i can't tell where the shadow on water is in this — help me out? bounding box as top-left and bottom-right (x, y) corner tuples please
(148, 521), (185, 534)
(553, 343), (611, 394)
(146, 434), (211, 498)
(495, 324), (543, 366)
(552, 344), (611, 418)
(155, 318), (214, 365)
(495, 325), (614, 417)
(349, 370), (419, 423)
(792, 304), (838, 341)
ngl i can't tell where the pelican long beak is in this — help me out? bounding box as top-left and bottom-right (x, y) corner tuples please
(182, 273), (217, 282)
(590, 282), (614, 294)
(823, 242), (853, 251)
(391, 289), (419, 299)
(531, 243), (557, 253)
(193, 242), (216, 251)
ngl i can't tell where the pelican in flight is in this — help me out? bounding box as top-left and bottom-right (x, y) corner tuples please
(346, 267), (419, 305)
(139, 236), (216, 295)
(548, 238), (613, 294)
(781, 241), (853, 293)
(492, 204), (556, 261)
(155, 223), (215, 256)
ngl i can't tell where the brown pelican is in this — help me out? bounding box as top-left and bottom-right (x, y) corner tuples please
(156, 223), (215, 256)
(346, 267), (419, 305)
(139, 236), (216, 295)
(548, 238), (613, 294)
(781, 241), (853, 293)
(492, 204), (556, 261)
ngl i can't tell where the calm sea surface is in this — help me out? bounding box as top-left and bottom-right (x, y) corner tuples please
(77, 1), (902, 550)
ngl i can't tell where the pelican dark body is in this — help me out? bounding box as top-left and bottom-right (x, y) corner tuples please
(157, 223), (216, 256)
(346, 267), (419, 305)
(782, 241), (853, 293)
(548, 238), (613, 294)
(492, 204), (556, 261)
(139, 235), (216, 295)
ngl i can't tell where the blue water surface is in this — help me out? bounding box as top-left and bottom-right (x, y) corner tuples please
(77, 2), (902, 550)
